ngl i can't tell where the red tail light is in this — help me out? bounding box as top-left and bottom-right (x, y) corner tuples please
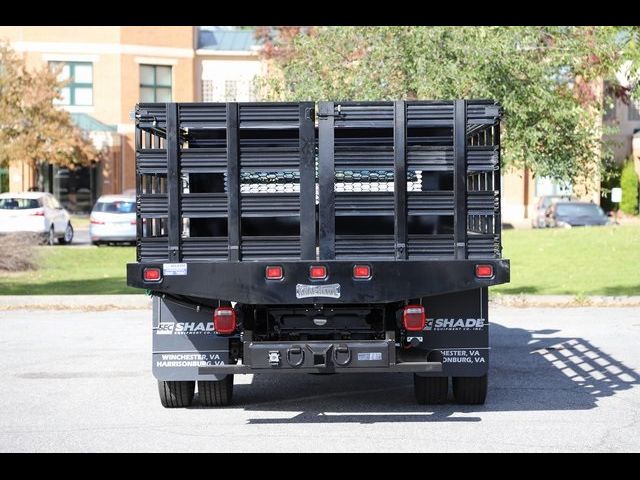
(213, 307), (237, 335)
(475, 264), (494, 278)
(30, 209), (45, 216)
(310, 265), (327, 279)
(90, 216), (105, 225)
(265, 265), (283, 280)
(353, 264), (371, 279)
(130, 219), (136, 225)
(143, 267), (162, 282)
(403, 305), (426, 331)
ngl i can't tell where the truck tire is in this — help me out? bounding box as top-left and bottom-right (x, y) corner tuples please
(414, 375), (448, 404)
(158, 380), (195, 408)
(198, 375), (234, 407)
(452, 375), (487, 404)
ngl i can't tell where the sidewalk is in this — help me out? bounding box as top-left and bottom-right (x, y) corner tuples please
(1, 294), (639, 311)
(490, 294), (640, 308)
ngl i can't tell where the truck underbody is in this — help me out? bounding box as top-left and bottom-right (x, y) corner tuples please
(127, 100), (509, 407)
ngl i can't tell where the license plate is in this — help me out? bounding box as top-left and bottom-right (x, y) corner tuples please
(296, 283), (341, 299)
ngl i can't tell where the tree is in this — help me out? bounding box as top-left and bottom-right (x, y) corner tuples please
(0, 42), (100, 187)
(259, 26), (640, 186)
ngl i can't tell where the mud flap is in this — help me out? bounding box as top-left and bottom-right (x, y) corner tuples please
(416, 288), (489, 377)
(152, 296), (231, 381)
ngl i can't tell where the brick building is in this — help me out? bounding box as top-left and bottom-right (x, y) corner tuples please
(0, 26), (635, 220)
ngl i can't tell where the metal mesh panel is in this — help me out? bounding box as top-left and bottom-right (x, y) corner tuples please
(237, 170), (424, 194)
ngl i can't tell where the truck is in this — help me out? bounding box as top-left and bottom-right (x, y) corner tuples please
(126, 100), (510, 407)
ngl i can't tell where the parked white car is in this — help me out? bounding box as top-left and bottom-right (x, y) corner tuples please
(90, 195), (136, 245)
(0, 192), (73, 245)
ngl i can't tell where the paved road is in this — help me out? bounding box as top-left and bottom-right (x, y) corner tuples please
(0, 306), (638, 452)
(71, 228), (90, 246)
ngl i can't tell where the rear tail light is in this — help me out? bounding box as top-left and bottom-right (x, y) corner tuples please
(213, 307), (237, 335)
(475, 264), (494, 278)
(353, 264), (371, 279)
(30, 209), (45, 216)
(143, 267), (162, 282)
(309, 265), (327, 279)
(130, 219), (136, 225)
(403, 305), (426, 332)
(265, 265), (283, 280)
(90, 216), (105, 225)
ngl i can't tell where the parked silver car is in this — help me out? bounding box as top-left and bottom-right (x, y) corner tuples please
(90, 195), (136, 245)
(0, 192), (73, 245)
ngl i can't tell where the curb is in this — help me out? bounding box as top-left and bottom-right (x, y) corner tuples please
(0, 294), (151, 311)
(1, 294), (639, 310)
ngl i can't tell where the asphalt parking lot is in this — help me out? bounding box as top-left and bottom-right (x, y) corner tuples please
(0, 306), (638, 452)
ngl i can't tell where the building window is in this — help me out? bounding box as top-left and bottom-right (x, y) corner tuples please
(224, 80), (238, 101)
(202, 80), (215, 102)
(604, 98), (617, 122)
(140, 65), (172, 102)
(0, 168), (8, 193)
(50, 61), (93, 106)
(628, 100), (640, 122)
(534, 177), (572, 197)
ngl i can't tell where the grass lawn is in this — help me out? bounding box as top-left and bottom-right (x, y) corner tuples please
(0, 225), (638, 296)
(493, 225), (640, 296)
(0, 246), (138, 295)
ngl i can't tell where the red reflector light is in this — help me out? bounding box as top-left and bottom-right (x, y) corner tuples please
(309, 265), (327, 279)
(90, 216), (105, 225)
(143, 267), (162, 282)
(265, 265), (283, 280)
(353, 264), (371, 279)
(475, 264), (494, 278)
(31, 209), (45, 216)
(213, 307), (237, 335)
(403, 305), (426, 332)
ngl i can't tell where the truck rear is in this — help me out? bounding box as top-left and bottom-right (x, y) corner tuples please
(126, 100), (510, 407)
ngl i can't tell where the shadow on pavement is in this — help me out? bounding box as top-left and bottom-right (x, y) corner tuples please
(192, 322), (640, 424)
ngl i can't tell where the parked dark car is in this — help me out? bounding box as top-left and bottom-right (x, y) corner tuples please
(545, 201), (608, 228)
(532, 195), (572, 228)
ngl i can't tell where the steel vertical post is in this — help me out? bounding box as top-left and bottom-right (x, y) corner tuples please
(299, 102), (317, 260)
(394, 100), (408, 260)
(166, 103), (181, 262)
(453, 99), (468, 260)
(226, 103), (241, 261)
(318, 101), (335, 260)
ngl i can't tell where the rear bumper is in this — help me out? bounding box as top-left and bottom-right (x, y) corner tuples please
(197, 363), (443, 375)
(128, 258), (509, 304)
(0, 218), (46, 234)
(92, 235), (136, 242)
(90, 224), (136, 241)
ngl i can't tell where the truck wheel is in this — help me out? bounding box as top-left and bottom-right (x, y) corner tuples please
(198, 375), (233, 407)
(414, 375), (448, 405)
(158, 380), (195, 408)
(452, 375), (487, 405)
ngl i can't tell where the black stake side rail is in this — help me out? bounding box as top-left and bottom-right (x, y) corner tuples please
(134, 100), (502, 264)
(127, 258), (510, 304)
